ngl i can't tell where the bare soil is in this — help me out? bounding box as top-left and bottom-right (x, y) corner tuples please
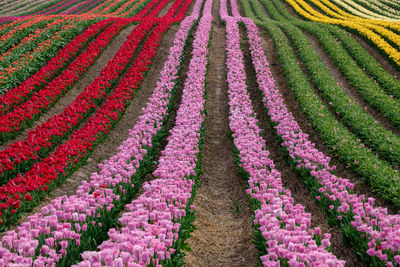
(0, 24), (137, 151)
(304, 30), (400, 136)
(350, 32), (400, 76)
(257, 22), (398, 216)
(158, 0), (175, 17)
(279, 0), (303, 20)
(1, 23), (181, 235)
(183, 1), (259, 266)
(239, 24), (362, 266)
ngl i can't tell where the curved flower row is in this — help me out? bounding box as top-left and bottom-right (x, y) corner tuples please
(0, 16), (50, 50)
(0, 18), (94, 94)
(76, 1), (211, 266)
(0, 18), (130, 143)
(244, 7), (400, 265)
(0, 17), (74, 64)
(61, 0), (102, 14)
(0, 1), (197, 264)
(0, 0), (189, 184)
(0, 18), (157, 227)
(75, 0), (105, 14)
(0, 18), (112, 117)
(284, 0), (400, 66)
(35, 0), (88, 15)
(220, 0), (344, 265)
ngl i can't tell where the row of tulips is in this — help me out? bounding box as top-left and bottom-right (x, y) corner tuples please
(0, 18), (94, 95)
(283, 0), (400, 66)
(277, 22), (400, 206)
(0, 0), (192, 231)
(107, 0), (144, 17)
(244, 9), (400, 266)
(256, 0), (400, 103)
(0, 0), (198, 264)
(0, 0), (61, 15)
(0, 17), (131, 139)
(0, 17), (82, 69)
(0, 0), (184, 181)
(61, 0), (102, 14)
(220, 0), (344, 265)
(35, 0), (90, 15)
(0, 16), (53, 55)
(0, 18), (138, 184)
(77, 0), (211, 265)
(0, 18), (112, 117)
(0, 18), (155, 227)
(69, 0), (104, 15)
(245, 0), (400, 207)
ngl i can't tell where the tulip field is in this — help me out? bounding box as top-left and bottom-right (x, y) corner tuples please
(0, 0), (399, 265)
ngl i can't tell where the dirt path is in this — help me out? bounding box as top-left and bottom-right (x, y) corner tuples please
(240, 25), (363, 266)
(158, 0), (175, 17)
(0, 24), (137, 151)
(256, 24), (398, 216)
(304, 30), (400, 136)
(350, 32), (400, 75)
(183, 1), (259, 266)
(1, 23), (181, 235)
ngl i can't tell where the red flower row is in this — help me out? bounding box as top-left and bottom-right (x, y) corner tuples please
(0, 0), (189, 182)
(0, 18), (113, 117)
(0, 19), (131, 143)
(0, 17), (176, 228)
(0, 19), (152, 185)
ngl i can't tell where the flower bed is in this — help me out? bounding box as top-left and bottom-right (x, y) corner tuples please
(242, 5), (400, 264)
(0, 0), (198, 264)
(0, 18), (112, 117)
(76, 0), (212, 265)
(220, 0), (344, 265)
(0, 18), (130, 143)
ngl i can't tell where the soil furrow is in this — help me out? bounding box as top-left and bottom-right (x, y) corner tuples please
(0, 24), (137, 151)
(257, 24), (398, 215)
(184, 0), (259, 266)
(158, 0), (175, 17)
(303, 30), (400, 136)
(240, 24), (362, 266)
(349, 31), (400, 76)
(1, 23), (180, 235)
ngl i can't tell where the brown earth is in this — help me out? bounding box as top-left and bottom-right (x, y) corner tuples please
(350, 32), (400, 76)
(255, 19), (398, 216)
(183, 0), (260, 266)
(240, 22), (364, 265)
(303, 30), (400, 136)
(0, 24), (137, 151)
(1, 22), (181, 235)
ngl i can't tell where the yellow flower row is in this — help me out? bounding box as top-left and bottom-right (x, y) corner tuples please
(284, 0), (400, 66)
(358, 0), (400, 19)
(331, 0), (400, 21)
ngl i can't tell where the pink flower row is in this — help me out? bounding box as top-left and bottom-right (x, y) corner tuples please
(77, 0), (212, 265)
(241, 6), (400, 266)
(0, 1), (198, 265)
(220, 0), (345, 265)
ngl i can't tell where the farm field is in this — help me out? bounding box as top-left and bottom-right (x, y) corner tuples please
(0, 0), (399, 266)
